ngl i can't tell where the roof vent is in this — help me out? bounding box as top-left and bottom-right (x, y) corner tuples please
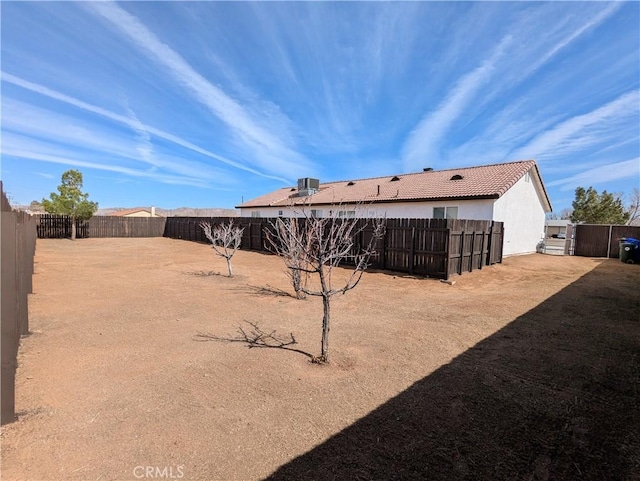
(450, 174), (464, 180)
(347, 181), (355, 186)
(290, 188), (296, 192)
(390, 176), (400, 181)
(423, 167), (433, 172)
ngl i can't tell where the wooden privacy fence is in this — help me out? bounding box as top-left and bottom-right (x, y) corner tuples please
(164, 217), (503, 280)
(36, 215), (166, 238)
(574, 224), (640, 258)
(1, 183), (37, 425)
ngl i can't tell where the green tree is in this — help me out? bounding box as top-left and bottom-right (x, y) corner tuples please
(42, 170), (98, 240)
(570, 186), (629, 225)
(28, 200), (44, 212)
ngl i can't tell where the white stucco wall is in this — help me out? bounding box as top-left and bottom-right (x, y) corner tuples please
(122, 211), (153, 217)
(240, 199), (495, 220)
(492, 172), (547, 256)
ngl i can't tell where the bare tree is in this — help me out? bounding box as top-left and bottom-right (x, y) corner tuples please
(627, 188), (640, 225)
(199, 220), (245, 277)
(267, 217), (310, 299)
(267, 212), (385, 363)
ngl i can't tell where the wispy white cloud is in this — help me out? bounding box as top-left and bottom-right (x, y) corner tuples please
(402, 35), (512, 171)
(525, 3), (622, 78)
(492, 2), (624, 98)
(2, 118), (238, 188)
(547, 158), (640, 191)
(125, 106), (157, 169)
(84, 1), (312, 177)
(402, 2), (628, 171)
(33, 172), (55, 179)
(2, 141), (208, 188)
(507, 90), (640, 162)
(1, 72), (288, 182)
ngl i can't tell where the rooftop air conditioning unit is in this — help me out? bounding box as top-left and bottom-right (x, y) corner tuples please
(297, 178), (320, 197)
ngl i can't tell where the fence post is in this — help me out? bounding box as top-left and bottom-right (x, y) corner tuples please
(381, 224), (387, 270)
(444, 227), (451, 280)
(409, 227), (415, 275)
(1, 211), (17, 425)
(468, 231), (482, 272)
(478, 228), (485, 269)
(458, 229), (465, 275)
(606, 225), (613, 258)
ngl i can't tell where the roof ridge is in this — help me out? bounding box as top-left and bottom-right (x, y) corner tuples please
(237, 159), (549, 211)
(308, 159), (536, 186)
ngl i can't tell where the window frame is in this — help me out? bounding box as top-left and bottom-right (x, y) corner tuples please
(433, 206), (458, 219)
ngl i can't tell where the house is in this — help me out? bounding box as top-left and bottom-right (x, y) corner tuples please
(545, 219), (572, 238)
(109, 207), (161, 218)
(237, 160), (552, 257)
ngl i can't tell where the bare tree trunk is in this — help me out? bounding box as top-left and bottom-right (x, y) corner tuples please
(226, 258), (233, 277)
(318, 267), (330, 362)
(320, 294), (330, 362)
(71, 218), (76, 240)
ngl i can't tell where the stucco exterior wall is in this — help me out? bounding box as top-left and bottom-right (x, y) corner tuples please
(492, 172), (547, 256)
(122, 211), (153, 217)
(239, 199), (495, 220)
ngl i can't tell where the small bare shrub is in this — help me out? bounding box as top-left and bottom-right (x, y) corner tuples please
(199, 220), (244, 277)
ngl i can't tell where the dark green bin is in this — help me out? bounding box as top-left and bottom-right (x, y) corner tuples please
(619, 238), (640, 264)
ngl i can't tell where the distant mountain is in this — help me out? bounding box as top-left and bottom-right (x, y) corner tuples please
(156, 207), (239, 217)
(14, 204), (240, 217)
(96, 207), (239, 217)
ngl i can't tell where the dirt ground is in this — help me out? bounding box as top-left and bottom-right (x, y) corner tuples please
(1, 238), (638, 480)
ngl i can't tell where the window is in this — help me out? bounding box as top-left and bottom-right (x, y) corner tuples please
(338, 210), (355, 218)
(311, 209), (323, 218)
(446, 207), (458, 219)
(278, 210), (283, 217)
(433, 206), (458, 219)
(251, 211), (261, 218)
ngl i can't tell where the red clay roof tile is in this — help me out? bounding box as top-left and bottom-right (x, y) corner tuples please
(238, 160), (551, 210)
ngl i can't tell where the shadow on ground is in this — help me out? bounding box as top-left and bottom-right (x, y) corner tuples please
(266, 261), (640, 480)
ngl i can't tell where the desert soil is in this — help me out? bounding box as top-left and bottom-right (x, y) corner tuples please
(1, 238), (638, 480)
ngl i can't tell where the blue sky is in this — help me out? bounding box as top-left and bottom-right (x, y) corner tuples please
(1, 1), (638, 211)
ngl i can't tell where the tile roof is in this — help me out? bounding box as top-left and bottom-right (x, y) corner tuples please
(238, 160), (552, 211)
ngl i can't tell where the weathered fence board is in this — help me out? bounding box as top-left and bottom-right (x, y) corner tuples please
(36, 215), (166, 238)
(164, 216), (503, 280)
(1, 183), (37, 425)
(574, 224), (640, 258)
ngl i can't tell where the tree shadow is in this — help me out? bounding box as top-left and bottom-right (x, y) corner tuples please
(236, 284), (298, 299)
(184, 270), (224, 277)
(265, 261), (640, 480)
(194, 321), (317, 362)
